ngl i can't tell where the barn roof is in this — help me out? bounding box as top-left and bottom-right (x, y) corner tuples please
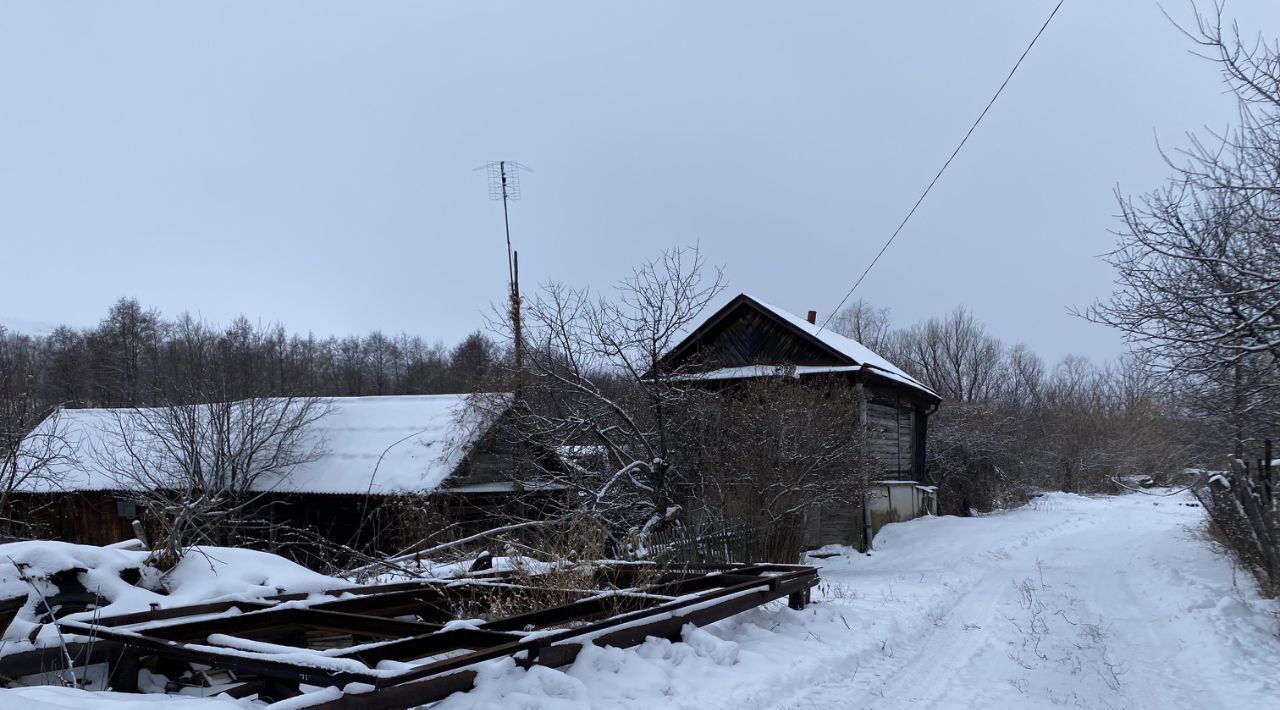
(658, 293), (939, 401)
(16, 394), (506, 495)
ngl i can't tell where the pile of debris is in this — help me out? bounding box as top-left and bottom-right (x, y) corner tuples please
(0, 541), (817, 708)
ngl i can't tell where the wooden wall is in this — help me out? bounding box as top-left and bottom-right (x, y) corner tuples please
(866, 387), (917, 478)
(9, 486), (564, 570)
(810, 499), (865, 549)
(804, 482), (937, 552)
(678, 308), (844, 369)
(10, 491), (138, 546)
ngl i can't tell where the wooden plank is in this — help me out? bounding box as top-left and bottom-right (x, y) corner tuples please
(56, 621), (381, 687)
(307, 571), (818, 709)
(333, 628), (524, 666)
(36, 565), (818, 710)
(94, 600), (274, 628)
(0, 641), (123, 679)
(897, 402), (914, 473)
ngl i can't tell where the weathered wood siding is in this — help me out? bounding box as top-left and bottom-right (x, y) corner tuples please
(451, 435), (520, 486)
(897, 404), (914, 474)
(805, 482), (937, 552)
(10, 491), (138, 546)
(681, 308), (844, 368)
(807, 500), (865, 549)
(866, 392), (916, 477)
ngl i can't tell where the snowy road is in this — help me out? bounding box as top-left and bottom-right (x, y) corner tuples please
(437, 491), (1280, 710)
(772, 491), (1280, 710)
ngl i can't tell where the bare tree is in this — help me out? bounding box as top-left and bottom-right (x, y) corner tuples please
(828, 299), (894, 353)
(690, 374), (871, 561)
(93, 396), (330, 569)
(926, 403), (1020, 514)
(480, 246), (726, 551)
(897, 308), (1007, 404)
(0, 328), (77, 537)
(1087, 4), (1280, 449)
(0, 335), (76, 539)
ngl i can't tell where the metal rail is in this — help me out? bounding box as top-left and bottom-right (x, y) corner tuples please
(5, 562), (818, 708)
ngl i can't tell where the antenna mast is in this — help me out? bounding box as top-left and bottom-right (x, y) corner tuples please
(480, 160), (531, 393)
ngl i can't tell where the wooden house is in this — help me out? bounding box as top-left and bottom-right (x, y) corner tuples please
(10, 394), (560, 566)
(655, 293), (942, 550)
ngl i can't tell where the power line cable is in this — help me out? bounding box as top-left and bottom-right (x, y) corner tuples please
(818, 0), (1066, 333)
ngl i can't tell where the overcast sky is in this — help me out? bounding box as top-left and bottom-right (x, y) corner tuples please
(3, 1), (1279, 363)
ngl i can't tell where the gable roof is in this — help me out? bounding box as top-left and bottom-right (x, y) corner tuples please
(16, 394), (508, 495)
(658, 293), (939, 401)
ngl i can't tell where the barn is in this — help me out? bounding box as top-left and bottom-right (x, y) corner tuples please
(10, 394), (561, 566)
(656, 293), (942, 550)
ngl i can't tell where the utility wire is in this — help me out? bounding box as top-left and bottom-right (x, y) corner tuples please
(818, 0), (1066, 333)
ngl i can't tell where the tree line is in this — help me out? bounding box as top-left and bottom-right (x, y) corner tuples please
(0, 262), (1204, 564)
(1, 300), (506, 556)
(829, 301), (1191, 514)
(1, 298), (502, 412)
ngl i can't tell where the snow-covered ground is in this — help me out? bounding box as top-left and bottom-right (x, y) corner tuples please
(3, 490), (1278, 709)
(0, 542), (345, 656)
(432, 490), (1280, 710)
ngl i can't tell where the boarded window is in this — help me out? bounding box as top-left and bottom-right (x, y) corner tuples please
(897, 402), (913, 474)
(115, 499), (137, 518)
(866, 400), (915, 475)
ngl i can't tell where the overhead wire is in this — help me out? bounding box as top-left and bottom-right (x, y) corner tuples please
(818, 0), (1067, 333)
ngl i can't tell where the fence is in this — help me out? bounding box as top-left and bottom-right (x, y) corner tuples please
(642, 518), (805, 565)
(1197, 440), (1278, 595)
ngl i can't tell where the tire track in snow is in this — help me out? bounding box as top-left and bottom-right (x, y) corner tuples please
(751, 500), (1108, 710)
(746, 493), (1280, 710)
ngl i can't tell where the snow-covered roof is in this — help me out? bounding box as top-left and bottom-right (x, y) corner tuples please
(17, 394), (507, 495)
(660, 293), (937, 399)
(745, 295), (936, 397)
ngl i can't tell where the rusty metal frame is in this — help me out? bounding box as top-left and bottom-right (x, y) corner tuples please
(9, 562), (817, 708)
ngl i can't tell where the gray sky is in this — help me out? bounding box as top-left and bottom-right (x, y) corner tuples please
(3, 1), (1279, 364)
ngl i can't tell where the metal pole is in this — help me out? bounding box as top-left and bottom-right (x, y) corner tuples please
(500, 161), (514, 288)
(512, 251), (523, 394)
(479, 159), (528, 398)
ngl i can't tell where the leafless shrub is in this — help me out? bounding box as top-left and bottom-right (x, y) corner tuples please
(92, 396), (330, 569)
(689, 375), (872, 562)
(480, 245), (726, 552)
(1086, 3), (1280, 454)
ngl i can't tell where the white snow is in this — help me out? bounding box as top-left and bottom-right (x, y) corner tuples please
(16, 394), (506, 495)
(4, 491), (1280, 709)
(428, 491), (1280, 710)
(671, 364), (863, 381)
(0, 686), (246, 708)
(0, 540), (346, 655)
(746, 295), (938, 399)
(160, 546), (345, 606)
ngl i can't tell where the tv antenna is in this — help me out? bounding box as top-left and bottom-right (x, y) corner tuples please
(477, 160), (532, 391)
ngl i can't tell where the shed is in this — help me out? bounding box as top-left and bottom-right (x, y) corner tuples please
(10, 394), (559, 563)
(656, 293), (942, 549)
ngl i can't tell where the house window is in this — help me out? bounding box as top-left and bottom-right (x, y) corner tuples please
(115, 499), (137, 518)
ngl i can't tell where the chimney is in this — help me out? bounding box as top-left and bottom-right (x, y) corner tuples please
(806, 310), (817, 324)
